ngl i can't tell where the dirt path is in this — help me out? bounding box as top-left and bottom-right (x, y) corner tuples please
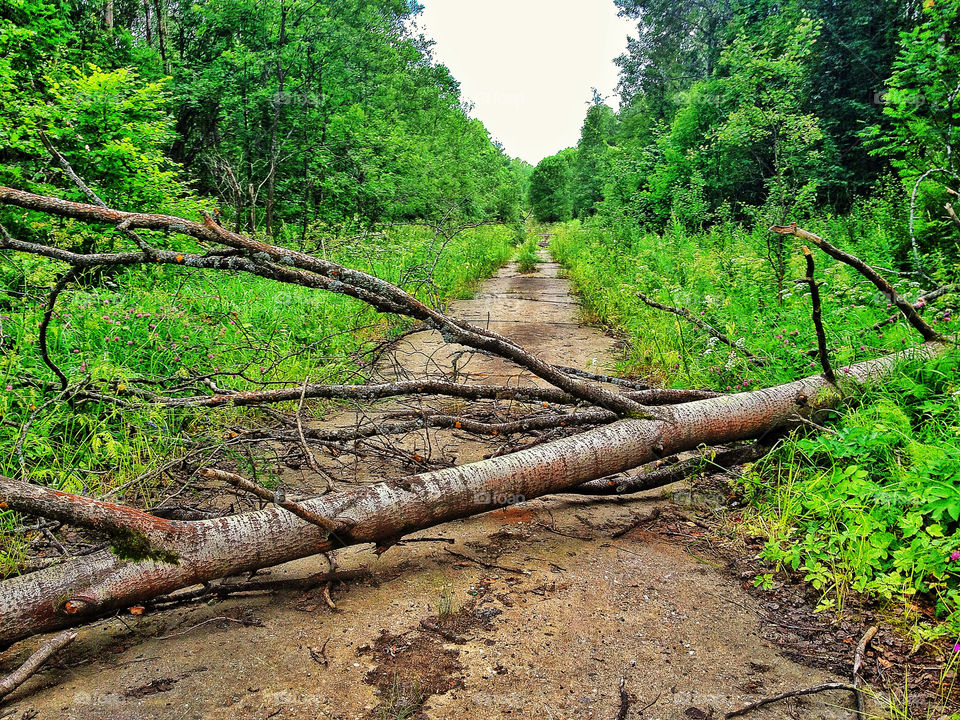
(2, 251), (850, 720)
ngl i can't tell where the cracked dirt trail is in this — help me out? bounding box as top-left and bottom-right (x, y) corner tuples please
(2, 250), (848, 720)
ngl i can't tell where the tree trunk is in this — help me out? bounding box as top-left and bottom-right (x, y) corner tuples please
(0, 344), (941, 649)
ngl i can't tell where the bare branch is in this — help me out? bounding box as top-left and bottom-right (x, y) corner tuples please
(770, 224), (944, 342)
(0, 629), (78, 701)
(0, 186), (644, 415)
(871, 283), (957, 332)
(795, 246), (835, 382)
(132, 378), (578, 408)
(635, 290), (756, 358)
(724, 682), (859, 719)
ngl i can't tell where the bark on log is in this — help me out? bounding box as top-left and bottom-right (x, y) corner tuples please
(0, 343), (944, 649)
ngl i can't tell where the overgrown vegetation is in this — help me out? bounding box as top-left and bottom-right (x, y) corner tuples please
(1, 0), (960, 692)
(0, 223), (514, 575)
(0, 0), (529, 577)
(552, 212), (960, 643)
(541, 0), (960, 649)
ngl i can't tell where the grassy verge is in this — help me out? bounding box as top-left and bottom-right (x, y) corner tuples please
(550, 217), (960, 644)
(0, 224), (515, 574)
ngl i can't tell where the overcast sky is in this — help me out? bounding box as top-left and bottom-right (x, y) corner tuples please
(414, 1), (636, 165)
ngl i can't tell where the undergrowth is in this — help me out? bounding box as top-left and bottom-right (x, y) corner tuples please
(515, 236), (540, 274)
(550, 209), (960, 645)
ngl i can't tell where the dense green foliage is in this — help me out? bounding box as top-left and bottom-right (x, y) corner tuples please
(0, 0), (526, 231)
(541, 0), (960, 647)
(528, 154), (572, 223)
(535, 0), (959, 264)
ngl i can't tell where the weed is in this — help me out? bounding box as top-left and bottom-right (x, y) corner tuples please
(377, 672), (424, 720)
(437, 586), (454, 617)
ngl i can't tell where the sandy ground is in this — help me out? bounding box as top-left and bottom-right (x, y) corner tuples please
(1, 251), (852, 720)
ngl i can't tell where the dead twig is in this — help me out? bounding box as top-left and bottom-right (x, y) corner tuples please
(199, 468), (349, 537)
(308, 638), (330, 667)
(853, 625), (878, 717)
(573, 443), (768, 496)
(146, 568), (371, 608)
(795, 246), (835, 382)
(443, 548), (529, 575)
(771, 224), (943, 342)
(871, 283), (957, 332)
(635, 290), (756, 358)
(0, 629), (78, 701)
(724, 682), (858, 718)
(154, 616), (261, 641)
(296, 377), (334, 493)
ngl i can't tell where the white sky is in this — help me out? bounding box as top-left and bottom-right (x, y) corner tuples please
(414, 1), (636, 165)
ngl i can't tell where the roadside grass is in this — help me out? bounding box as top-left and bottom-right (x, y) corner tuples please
(550, 216), (960, 644)
(515, 236), (540, 274)
(0, 223), (515, 575)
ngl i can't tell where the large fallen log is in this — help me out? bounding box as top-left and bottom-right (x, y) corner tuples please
(0, 343), (943, 649)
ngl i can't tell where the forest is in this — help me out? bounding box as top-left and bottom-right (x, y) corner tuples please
(0, 0), (959, 717)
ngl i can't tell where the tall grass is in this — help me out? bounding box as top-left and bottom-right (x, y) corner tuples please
(551, 212), (960, 643)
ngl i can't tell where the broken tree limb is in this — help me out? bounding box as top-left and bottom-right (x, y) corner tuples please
(635, 290), (756, 358)
(871, 283), (958, 332)
(770, 224), (944, 342)
(136, 378), (578, 408)
(0, 342), (947, 649)
(571, 442), (769, 496)
(0, 476), (195, 553)
(796, 246), (835, 382)
(0, 186), (642, 415)
(0, 629), (78, 702)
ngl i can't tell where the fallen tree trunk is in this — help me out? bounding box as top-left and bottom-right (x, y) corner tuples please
(0, 343), (943, 649)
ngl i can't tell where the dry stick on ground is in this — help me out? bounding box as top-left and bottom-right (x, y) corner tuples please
(853, 625), (878, 718)
(795, 245), (835, 382)
(635, 290), (756, 358)
(146, 569), (371, 608)
(443, 548), (528, 575)
(724, 682), (859, 719)
(0, 629), (78, 701)
(770, 224), (944, 343)
(726, 624), (878, 719)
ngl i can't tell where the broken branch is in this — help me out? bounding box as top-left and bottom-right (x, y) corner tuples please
(770, 224), (943, 342)
(0, 629), (78, 701)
